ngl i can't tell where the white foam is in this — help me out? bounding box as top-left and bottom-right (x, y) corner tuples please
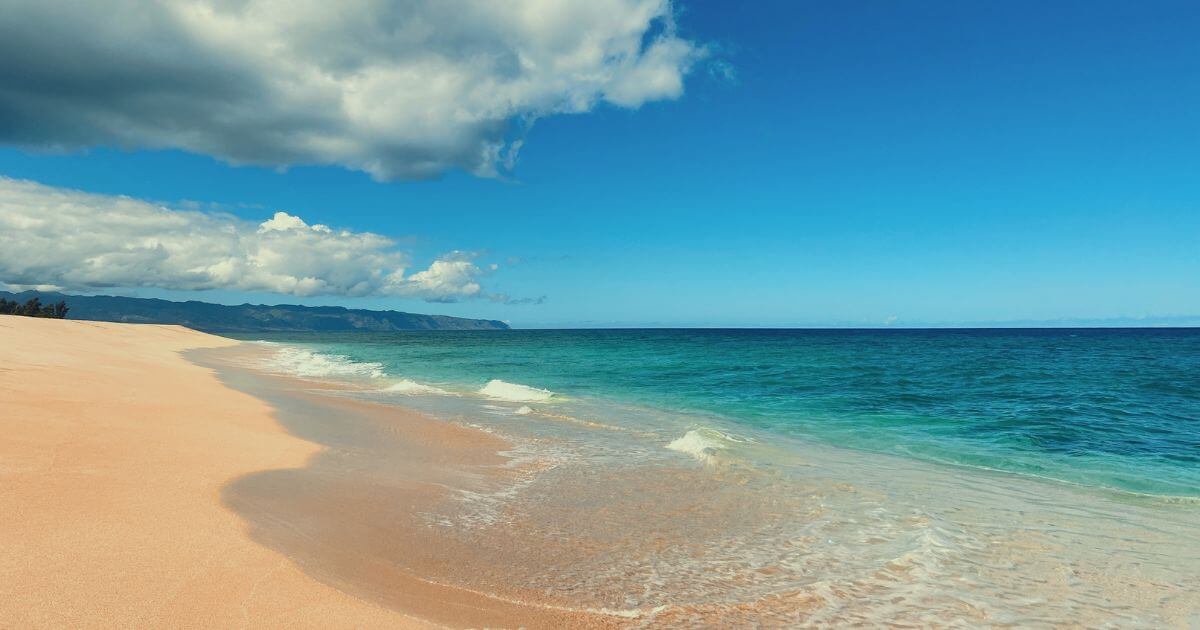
(478, 379), (555, 402)
(380, 379), (450, 395)
(264, 346), (386, 380)
(666, 428), (748, 464)
(514, 405), (534, 415)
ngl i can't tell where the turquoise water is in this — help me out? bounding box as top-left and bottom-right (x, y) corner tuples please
(226, 328), (1200, 624)
(236, 328), (1200, 499)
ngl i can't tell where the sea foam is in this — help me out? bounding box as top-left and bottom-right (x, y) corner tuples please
(478, 379), (556, 402)
(666, 428), (747, 464)
(380, 379), (450, 395)
(264, 345), (386, 380)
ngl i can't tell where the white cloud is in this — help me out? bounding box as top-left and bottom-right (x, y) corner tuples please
(0, 0), (705, 180)
(0, 177), (493, 301)
(401, 254), (485, 303)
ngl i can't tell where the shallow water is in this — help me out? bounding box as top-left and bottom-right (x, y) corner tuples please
(222, 329), (1200, 626)
(234, 329), (1200, 498)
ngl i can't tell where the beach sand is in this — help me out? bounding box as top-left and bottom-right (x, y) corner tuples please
(6, 316), (1197, 628)
(0, 317), (608, 628)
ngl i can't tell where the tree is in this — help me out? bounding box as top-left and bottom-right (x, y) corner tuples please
(0, 296), (69, 319)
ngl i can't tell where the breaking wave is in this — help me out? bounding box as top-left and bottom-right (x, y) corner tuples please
(666, 428), (751, 464)
(380, 379), (451, 395)
(263, 345), (386, 380)
(478, 379), (556, 402)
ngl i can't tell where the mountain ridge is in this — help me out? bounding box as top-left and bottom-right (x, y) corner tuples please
(0, 291), (509, 332)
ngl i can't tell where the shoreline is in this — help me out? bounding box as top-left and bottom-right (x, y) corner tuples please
(4, 317), (1199, 627)
(0, 317), (613, 628)
(192, 344), (624, 628)
(203, 335), (1200, 627)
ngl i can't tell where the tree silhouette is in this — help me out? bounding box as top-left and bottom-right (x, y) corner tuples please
(0, 297), (69, 319)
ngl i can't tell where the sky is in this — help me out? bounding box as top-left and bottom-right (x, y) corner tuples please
(1, 0), (1198, 327)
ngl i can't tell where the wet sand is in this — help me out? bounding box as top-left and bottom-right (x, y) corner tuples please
(199, 347), (623, 628)
(213, 342), (1200, 628)
(200, 346), (832, 626)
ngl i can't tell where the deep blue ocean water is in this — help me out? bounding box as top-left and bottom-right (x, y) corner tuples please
(236, 328), (1200, 498)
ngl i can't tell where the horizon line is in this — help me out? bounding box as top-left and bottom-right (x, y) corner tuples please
(5, 288), (1199, 330)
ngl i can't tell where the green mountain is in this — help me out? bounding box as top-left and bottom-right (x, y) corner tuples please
(0, 291), (509, 332)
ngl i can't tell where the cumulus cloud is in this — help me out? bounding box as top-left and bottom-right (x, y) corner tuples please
(0, 0), (704, 180)
(402, 252), (486, 303)
(0, 177), (496, 301)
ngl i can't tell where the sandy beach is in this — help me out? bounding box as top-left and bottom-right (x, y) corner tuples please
(5, 316), (1199, 628)
(0, 317), (607, 628)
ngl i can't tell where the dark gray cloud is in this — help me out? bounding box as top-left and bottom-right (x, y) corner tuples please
(0, 0), (704, 180)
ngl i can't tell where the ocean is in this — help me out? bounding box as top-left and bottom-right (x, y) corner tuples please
(226, 328), (1200, 625)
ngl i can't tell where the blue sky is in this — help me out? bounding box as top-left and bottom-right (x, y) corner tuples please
(1, 0), (1198, 327)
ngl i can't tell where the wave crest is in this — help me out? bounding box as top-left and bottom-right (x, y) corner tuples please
(478, 379), (556, 402)
(666, 428), (749, 464)
(264, 346), (386, 380)
(380, 379), (450, 395)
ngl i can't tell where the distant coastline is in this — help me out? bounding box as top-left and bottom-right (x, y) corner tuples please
(0, 290), (509, 332)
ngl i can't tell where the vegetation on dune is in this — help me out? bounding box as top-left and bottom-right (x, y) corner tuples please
(0, 297), (69, 319)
